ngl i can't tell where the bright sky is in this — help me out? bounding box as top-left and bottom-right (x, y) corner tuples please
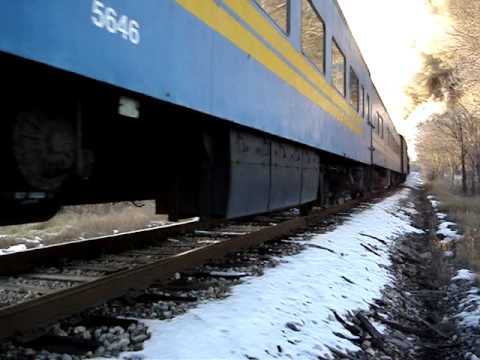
(337, 0), (449, 158)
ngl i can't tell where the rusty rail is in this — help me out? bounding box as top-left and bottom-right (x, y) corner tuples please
(0, 191), (391, 340)
(0, 218), (203, 276)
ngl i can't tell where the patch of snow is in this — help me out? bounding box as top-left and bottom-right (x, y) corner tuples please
(117, 188), (421, 359)
(453, 283), (480, 328)
(426, 194), (440, 209)
(7, 244), (27, 252)
(449, 270), (480, 356)
(466, 353), (480, 360)
(452, 269), (477, 282)
(437, 221), (462, 241)
(402, 207), (418, 216)
(439, 221), (457, 228)
(371, 319), (387, 334)
(437, 212), (448, 220)
(405, 172), (423, 189)
(0, 244), (28, 255)
(440, 238), (454, 246)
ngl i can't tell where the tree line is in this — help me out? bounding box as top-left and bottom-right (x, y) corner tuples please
(411, 0), (480, 194)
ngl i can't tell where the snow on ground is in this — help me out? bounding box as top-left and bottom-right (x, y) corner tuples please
(405, 171), (423, 189)
(426, 193), (463, 248)
(403, 206), (418, 216)
(0, 238), (44, 255)
(451, 269), (480, 328)
(452, 269), (477, 282)
(115, 188), (422, 360)
(437, 212), (448, 220)
(0, 244), (28, 255)
(438, 221), (462, 242)
(427, 195), (440, 210)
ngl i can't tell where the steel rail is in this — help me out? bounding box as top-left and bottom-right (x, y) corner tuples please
(0, 191), (391, 340)
(0, 218), (203, 276)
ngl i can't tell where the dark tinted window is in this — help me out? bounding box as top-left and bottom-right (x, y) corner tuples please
(349, 68), (359, 112)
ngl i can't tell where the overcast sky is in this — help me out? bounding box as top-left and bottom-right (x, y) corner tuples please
(337, 0), (449, 158)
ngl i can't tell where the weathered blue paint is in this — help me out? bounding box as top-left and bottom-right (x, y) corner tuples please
(0, 0), (404, 173)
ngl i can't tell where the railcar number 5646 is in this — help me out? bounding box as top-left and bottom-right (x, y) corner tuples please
(91, 0), (141, 45)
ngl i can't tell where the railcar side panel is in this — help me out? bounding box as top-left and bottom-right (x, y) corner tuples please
(0, 0), (371, 165)
(0, 0), (408, 223)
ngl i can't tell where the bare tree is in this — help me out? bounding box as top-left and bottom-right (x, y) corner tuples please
(416, 113), (462, 185)
(447, 0), (480, 88)
(410, 0), (480, 193)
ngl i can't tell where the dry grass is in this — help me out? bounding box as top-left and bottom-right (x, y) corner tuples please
(431, 181), (480, 215)
(0, 202), (168, 251)
(430, 181), (480, 270)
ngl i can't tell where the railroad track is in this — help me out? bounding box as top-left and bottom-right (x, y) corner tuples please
(0, 191), (393, 343)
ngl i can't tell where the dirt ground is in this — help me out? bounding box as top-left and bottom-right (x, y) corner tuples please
(0, 202), (169, 251)
(330, 185), (478, 360)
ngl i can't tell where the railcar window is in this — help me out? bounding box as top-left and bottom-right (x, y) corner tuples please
(301, 0), (325, 73)
(367, 95), (370, 123)
(255, 0), (289, 34)
(391, 133), (400, 153)
(349, 68), (359, 112)
(378, 116), (384, 138)
(376, 112), (380, 135)
(387, 127), (398, 151)
(332, 40), (346, 96)
(360, 86), (365, 117)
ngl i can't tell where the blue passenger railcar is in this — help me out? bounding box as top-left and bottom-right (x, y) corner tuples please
(0, 0), (407, 224)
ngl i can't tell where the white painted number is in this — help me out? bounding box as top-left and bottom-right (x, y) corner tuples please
(91, 0), (104, 27)
(91, 0), (141, 45)
(117, 15), (129, 39)
(129, 20), (140, 45)
(105, 7), (118, 33)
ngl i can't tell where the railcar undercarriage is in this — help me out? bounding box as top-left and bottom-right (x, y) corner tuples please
(0, 55), (405, 226)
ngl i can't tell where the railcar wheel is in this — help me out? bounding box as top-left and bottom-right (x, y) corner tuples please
(12, 108), (76, 192)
